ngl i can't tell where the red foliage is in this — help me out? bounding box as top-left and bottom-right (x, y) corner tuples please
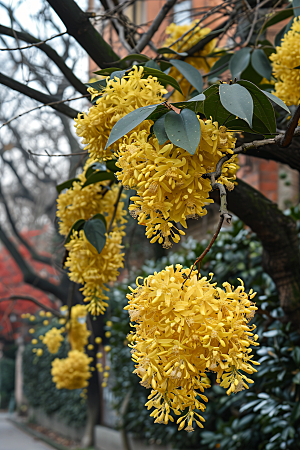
(0, 230), (60, 341)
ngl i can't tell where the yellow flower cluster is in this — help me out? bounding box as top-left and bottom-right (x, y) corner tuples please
(74, 66), (168, 161)
(115, 121), (238, 248)
(51, 350), (93, 390)
(43, 327), (64, 354)
(65, 229), (125, 315)
(270, 17), (300, 105)
(67, 304), (91, 352)
(57, 165), (127, 236)
(164, 22), (219, 101)
(125, 265), (259, 431)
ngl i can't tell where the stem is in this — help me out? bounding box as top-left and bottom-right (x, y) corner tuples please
(108, 185), (123, 233)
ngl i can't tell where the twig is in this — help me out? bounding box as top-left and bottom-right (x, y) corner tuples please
(280, 104), (300, 148)
(108, 185), (123, 233)
(133, 0), (178, 53)
(0, 94), (89, 129)
(0, 31), (67, 51)
(0, 295), (62, 318)
(28, 150), (87, 157)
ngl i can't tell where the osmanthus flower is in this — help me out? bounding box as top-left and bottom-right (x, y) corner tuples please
(51, 350), (93, 390)
(270, 17), (300, 106)
(115, 121), (238, 248)
(65, 229), (125, 315)
(163, 22), (219, 101)
(125, 265), (259, 431)
(66, 304), (91, 352)
(43, 327), (64, 354)
(74, 65), (168, 161)
(56, 165), (127, 237)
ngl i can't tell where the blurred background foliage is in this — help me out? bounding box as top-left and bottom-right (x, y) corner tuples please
(108, 211), (300, 450)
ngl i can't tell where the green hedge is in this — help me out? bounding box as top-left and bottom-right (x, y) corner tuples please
(108, 214), (300, 450)
(23, 322), (87, 428)
(0, 357), (15, 408)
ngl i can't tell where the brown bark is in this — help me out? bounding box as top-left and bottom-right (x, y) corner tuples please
(213, 179), (300, 329)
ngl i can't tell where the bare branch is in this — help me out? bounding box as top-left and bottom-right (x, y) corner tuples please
(28, 150), (86, 157)
(0, 31), (67, 51)
(108, 185), (124, 233)
(0, 295), (62, 318)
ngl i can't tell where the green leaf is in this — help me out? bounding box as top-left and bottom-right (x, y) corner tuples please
(110, 69), (128, 80)
(251, 49), (272, 81)
(293, 372), (300, 384)
(238, 80), (276, 134)
(84, 219), (107, 254)
(85, 162), (106, 179)
(159, 61), (172, 72)
(164, 109), (201, 155)
(82, 171), (116, 188)
(219, 83), (254, 127)
(291, 401), (300, 421)
(262, 9), (294, 31)
(187, 93), (205, 102)
(153, 115), (168, 145)
(56, 178), (80, 194)
(241, 62), (263, 85)
(261, 91), (291, 113)
(65, 219), (85, 244)
(207, 53), (232, 81)
(90, 213), (107, 229)
(294, 0), (300, 16)
(169, 59), (203, 93)
(145, 60), (161, 70)
(85, 79), (107, 92)
(106, 159), (121, 172)
(275, 18), (294, 46)
(229, 48), (251, 79)
(156, 47), (188, 57)
(141, 67), (183, 94)
(93, 67), (122, 76)
(203, 85), (233, 124)
(147, 104), (169, 121)
(114, 54), (150, 64)
(105, 104), (159, 149)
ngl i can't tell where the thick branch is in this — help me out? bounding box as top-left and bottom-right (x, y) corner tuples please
(46, 0), (119, 66)
(213, 179), (300, 328)
(0, 226), (67, 301)
(0, 25), (87, 95)
(134, 0), (178, 53)
(0, 72), (80, 119)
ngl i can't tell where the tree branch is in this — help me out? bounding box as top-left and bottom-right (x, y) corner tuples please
(0, 296), (62, 318)
(46, 0), (119, 66)
(0, 72), (80, 119)
(0, 25), (87, 95)
(133, 0), (178, 53)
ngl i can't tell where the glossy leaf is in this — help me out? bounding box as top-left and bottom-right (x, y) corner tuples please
(262, 90), (291, 113)
(56, 178), (80, 194)
(169, 59), (203, 93)
(82, 170), (115, 188)
(105, 104), (159, 149)
(229, 47), (251, 79)
(153, 115), (168, 145)
(106, 159), (121, 172)
(219, 83), (254, 127)
(145, 60), (160, 70)
(238, 80), (276, 134)
(262, 8), (294, 31)
(85, 79), (107, 92)
(114, 53), (150, 64)
(207, 53), (232, 81)
(294, 0), (300, 16)
(85, 162), (106, 179)
(241, 62), (263, 85)
(187, 93), (205, 102)
(203, 85), (233, 125)
(164, 109), (201, 155)
(156, 47), (188, 57)
(65, 219), (85, 244)
(110, 69), (127, 80)
(141, 67), (183, 94)
(90, 213), (107, 229)
(251, 49), (272, 81)
(84, 219), (107, 254)
(93, 67), (122, 76)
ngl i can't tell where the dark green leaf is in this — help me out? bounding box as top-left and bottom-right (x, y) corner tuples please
(85, 79), (107, 92)
(147, 104), (169, 121)
(156, 47), (188, 57)
(203, 85), (233, 124)
(65, 219), (85, 244)
(164, 109), (201, 155)
(90, 213), (107, 229)
(159, 61), (172, 72)
(169, 59), (203, 93)
(207, 53), (232, 81)
(294, 0), (300, 16)
(241, 62), (263, 85)
(56, 178), (80, 194)
(293, 65), (300, 69)
(84, 219), (107, 254)
(238, 80), (276, 134)
(291, 401), (300, 421)
(141, 67), (183, 94)
(251, 49), (272, 81)
(153, 115), (168, 145)
(219, 83), (254, 127)
(110, 69), (128, 80)
(82, 171), (115, 188)
(275, 18), (294, 46)
(106, 159), (121, 172)
(293, 372), (300, 384)
(145, 60), (160, 70)
(187, 92), (205, 102)
(262, 9), (294, 31)
(105, 104), (159, 149)
(114, 54), (150, 64)
(85, 162), (106, 179)
(93, 67), (122, 76)
(229, 47), (251, 79)
(262, 91), (291, 113)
